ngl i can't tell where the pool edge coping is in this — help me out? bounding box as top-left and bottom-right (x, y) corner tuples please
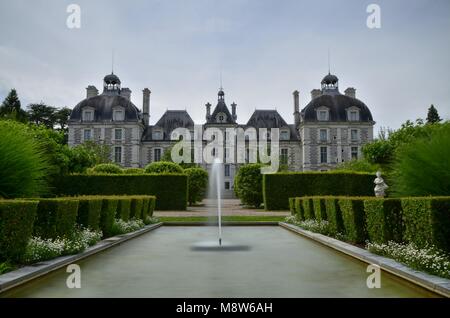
(0, 223), (163, 294)
(279, 222), (450, 298)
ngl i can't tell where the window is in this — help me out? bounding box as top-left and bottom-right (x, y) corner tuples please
(224, 164), (230, 177)
(224, 182), (230, 190)
(351, 147), (358, 160)
(319, 129), (328, 142)
(245, 148), (250, 163)
(83, 111), (93, 122)
(114, 129), (122, 140)
(280, 130), (289, 140)
(320, 147), (327, 163)
(114, 147), (122, 163)
(216, 112), (227, 123)
(280, 148), (288, 165)
(113, 110), (124, 121)
(348, 110), (359, 121)
(83, 129), (92, 141)
(224, 148), (228, 161)
(317, 109), (329, 121)
(152, 130), (162, 140)
(351, 129), (358, 141)
(154, 148), (161, 162)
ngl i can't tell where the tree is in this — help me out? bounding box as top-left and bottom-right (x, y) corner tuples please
(234, 163), (264, 208)
(426, 104), (442, 124)
(184, 168), (208, 206)
(27, 103), (57, 129)
(0, 89), (28, 122)
(54, 107), (71, 133)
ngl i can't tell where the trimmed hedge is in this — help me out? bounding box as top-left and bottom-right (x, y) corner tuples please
(34, 198), (79, 239)
(130, 197), (144, 219)
(117, 198), (131, 221)
(100, 197), (118, 238)
(263, 172), (374, 210)
(76, 197), (103, 230)
(294, 198), (305, 221)
(364, 198), (403, 244)
(289, 198), (295, 216)
(312, 198), (327, 221)
(401, 197), (450, 251)
(324, 197), (344, 235)
(0, 200), (39, 262)
(52, 174), (188, 210)
(302, 198), (315, 220)
(338, 198), (367, 244)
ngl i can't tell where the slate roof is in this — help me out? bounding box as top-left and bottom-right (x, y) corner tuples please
(142, 110), (194, 141)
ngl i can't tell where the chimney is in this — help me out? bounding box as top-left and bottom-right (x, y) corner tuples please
(86, 85), (98, 98)
(293, 90), (301, 128)
(205, 102), (211, 121)
(143, 88), (150, 126)
(311, 89), (322, 100)
(345, 87), (356, 98)
(121, 88), (131, 100)
(231, 102), (237, 121)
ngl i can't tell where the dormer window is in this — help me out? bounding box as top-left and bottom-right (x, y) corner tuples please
(280, 130), (290, 140)
(347, 107), (360, 121)
(216, 112), (227, 123)
(316, 107), (329, 121)
(83, 110), (93, 122)
(113, 110), (124, 121)
(152, 130), (163, 140)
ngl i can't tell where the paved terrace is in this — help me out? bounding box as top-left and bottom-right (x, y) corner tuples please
(154, 199), (289, 217)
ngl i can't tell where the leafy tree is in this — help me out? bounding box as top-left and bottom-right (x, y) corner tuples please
(68, 141), (111, 173)
(335, 159), (379, 173)
(0, 89), (28, 122)
(426, 104), (442, 124)
(234, 163), (264, 208)
(184, 168), (208, 206)
(54, 107), (71, 133)
(27, 103), (57, 129)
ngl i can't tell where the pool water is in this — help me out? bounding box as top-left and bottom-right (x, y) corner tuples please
(2, 226), (437, 297)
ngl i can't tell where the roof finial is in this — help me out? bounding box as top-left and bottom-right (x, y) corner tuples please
(112, 49), (115, 74)
(219, 71), (223, 91)
(328, 48), (331, 75)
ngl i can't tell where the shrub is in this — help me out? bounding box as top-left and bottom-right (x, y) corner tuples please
(76, 197), (103, 230)
(123, 168), (144, 174)
(89, 163), (123, 174)
(391, 123), (450, 197)
(184, 168), (208, 206)
(294, 198), (305, 221)
(364, 198), (403, 244)
(100, 197), (118, 238)
(111, 218), (145, 236)
(285, 217), (332, 236)
(401, 197), (450, 251)
(312, 198), (327, 221)
(263, 172), (374, 210)
(0, 120), (49, 198)
(116, 198), (131, 221)
(0, 200), (39, 262)
(324, 197), (345, 235)
(34, 198), (79, 239)
(338, 198), (367, 244)
(234, 164), (264, 208)
(52, 174), (187, 210)
(302, 198), (315, 220)
(289, 198), (295, 216)
(144, 161), (183, 174)
(130, 197), (143, 219)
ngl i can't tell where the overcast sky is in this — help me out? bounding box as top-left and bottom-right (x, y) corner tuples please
(0, 0), (449, 132)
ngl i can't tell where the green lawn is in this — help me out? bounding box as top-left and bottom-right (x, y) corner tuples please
(158, 215), (285, 222)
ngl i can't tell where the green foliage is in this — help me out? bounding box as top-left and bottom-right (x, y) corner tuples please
(27, 103), (57, 129)
(184, 168), (208, 206)
(68, 141), (111, 173)
(294, 198), (305, 221)
(111, 218), (145, 236)
(100, 197), (118, 238)
(324, 197), (345, 235)
(0, 200), (38, 262)
(312, 198), (327, 221)
(234, 163), (264, 208)
(0, 89), (27, 122)
(0, 120), (50, 198)
(89, 163), (123, 174)
(116, 198), (131, 221)
(338, 198), (367, 244)
(263, 172), (374, 210)
(0, 261), (14, 274)
(289, 198), (295, 216)
(391, 123), (450, 196)
(302, 198), (315, 220)
(53, 174), (187, 210)
(401, 197), (450, 251)
(130, 197), (144, 219)
(123, 168), (144, 174)
(33, 198), (79, 239)
(335, 159), (379, 173)
(144, 161), (183, 174)
(426, 104), (441, 124)
(364, 198), (403, 244)
(76, 197), (103, 231)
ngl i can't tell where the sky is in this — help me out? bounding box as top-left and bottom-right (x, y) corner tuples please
(0, 0), (449, 132)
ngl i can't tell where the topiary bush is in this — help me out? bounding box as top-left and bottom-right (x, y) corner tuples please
(130, 197), (144, 219)
(89, 163), (123, 174)
(401, 197), (450, 251)
(289, 198), (295, 216)
(34, 198), (79, 239)
(144, 161), (183, 174)
(116, 198), (131, 221)
(234, 163), (264, 208)
(338, 198), (367, 244)
(0, 200), (39, 262)
(294, 198), (305, 221)
(312, 197), (327, 221)
(364, 198), (403, 244)
(100, 197), (118, 238)
(123, 168), (144, 174)
(76, 197), (103, 231)
(324, 197), (345, 235)
(184, 168), (208, 206)
(302, 197), (315, 220)
(0, 120), (49, 198)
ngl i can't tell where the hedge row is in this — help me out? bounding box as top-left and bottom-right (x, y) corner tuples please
(289, 196), (450, 251)
(52, 174), (188, 211)
(0, 195), (157, 262)
(263, 172), (374, 210)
